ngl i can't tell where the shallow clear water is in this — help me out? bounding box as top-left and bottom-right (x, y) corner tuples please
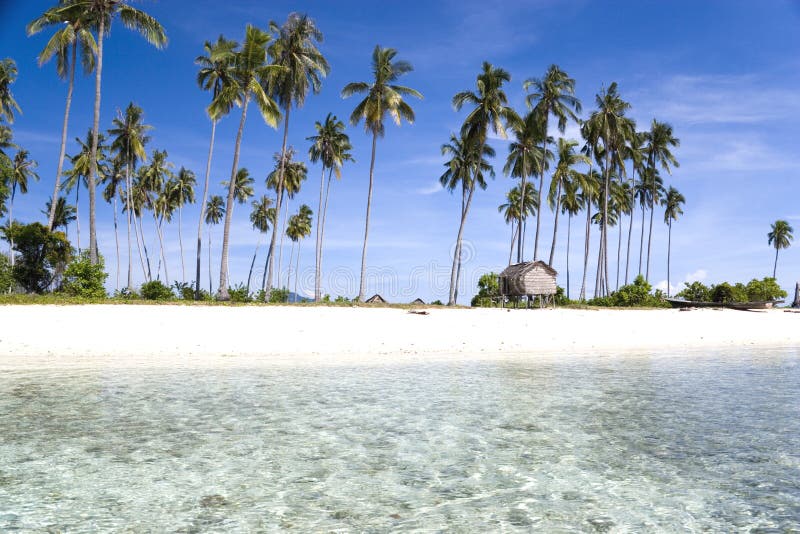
(1, 350), (800, 531)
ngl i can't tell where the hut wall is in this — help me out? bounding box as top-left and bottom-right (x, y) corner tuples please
(523, 267), (557, 295)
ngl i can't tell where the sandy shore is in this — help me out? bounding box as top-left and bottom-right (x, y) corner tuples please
(1, 304), (798, 368)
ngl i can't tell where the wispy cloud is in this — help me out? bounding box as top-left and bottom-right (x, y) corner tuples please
(416, 182), (442, 195)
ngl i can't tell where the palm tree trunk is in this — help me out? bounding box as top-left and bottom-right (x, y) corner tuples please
(261, 227), (274, 294)
(518, 152), (526, 263)
(450, 186), (476, 306)
(508, 223), (518, 266)
(638, 202), (645, 276)
(454, 184), (468, 304)
(278, 197), (289, 288)
(314, 165), (325, 301)
(624, 171), (635, 285)
(580, 200), (591, 301)
(178, 202), (185, 284)
(196, 119), (216, 299)
(667, 219), (672, 296)
(358, 132), (378, 302)
(616, 219), (622, 290)
(113, 195), (120, 292)
(294, 240), (301, 302)
(208, 226), (213, 294)
(87, 14), (105, 265)
(136, 212), (151, 281)
(773, 248), (779, 279)
(265, 109), (291, 298)
(218, 95), (250, 300)
(316, 167), (334, 298)
(8, 185), (15, 268)
(125, 154), (134, 292)
(533, 124), (549, 261)
(75, 185), (81, 253)
(287, 239), (294, 290)
(49, 42), (76, 231)
(548, 181), (563, 266)
(566, 213), (571, 300)
(602, 152), (612, 296)
(156, 216), (169, 286)
(646, 194), (655, 282)
(246, 234), (262, 294)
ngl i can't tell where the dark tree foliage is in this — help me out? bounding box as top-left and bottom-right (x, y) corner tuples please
(4, 222), (72, 293)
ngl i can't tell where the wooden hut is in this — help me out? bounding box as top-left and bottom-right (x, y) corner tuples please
(411, 298), (425, 305)
(498, 261), (558, 307)
(365, 294), (387, 304)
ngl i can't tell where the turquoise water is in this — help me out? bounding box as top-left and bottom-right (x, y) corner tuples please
(1, 350), (799, 531)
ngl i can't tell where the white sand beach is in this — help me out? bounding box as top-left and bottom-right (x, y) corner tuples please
(0, 304), (798, 368)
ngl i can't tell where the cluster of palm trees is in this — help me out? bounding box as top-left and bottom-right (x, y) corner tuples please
(441, 64), (687, 303)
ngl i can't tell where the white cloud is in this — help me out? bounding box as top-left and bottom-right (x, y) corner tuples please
(416, 182), (443, 195)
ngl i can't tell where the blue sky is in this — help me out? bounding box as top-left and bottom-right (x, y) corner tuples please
(2, 0), (799, 302)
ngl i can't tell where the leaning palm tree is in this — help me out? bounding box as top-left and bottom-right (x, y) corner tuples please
(108, 103), (151, 291)
(195, 35), (238, 299)
(204, 195), (225, 294)
(264, 13), (329, 298)
(499, 184), (537, 265)
(246, 195), (273, 294)
(217, 24), (281, 301)
(643, 119), (679, 282)
(504, 110), (550, 263)
(42, 196), (77, 234)
(6, 150), (40, 266)
(768, 220), (793, 279)
(27, 5), (97, 231)
(524, 65), (582, 261)
(307, 113), (354, 301)
(662, 186), (685, 296)
(171, 166), (196, 283)
(285, 204), (313, 301)
(53, 0), (167, 265)
(342, 45), (422, 302)
(0, 58), (21, 124)
(548, 137), (590, 267)
(440, 132), (495, 304)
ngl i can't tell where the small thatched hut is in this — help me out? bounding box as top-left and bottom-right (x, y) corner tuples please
(365, 294), (387, 304)
(411, 298), (425, 305)
(499, 261), (558, 303)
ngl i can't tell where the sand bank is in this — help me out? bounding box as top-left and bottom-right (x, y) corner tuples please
(0, 305), (798, 368)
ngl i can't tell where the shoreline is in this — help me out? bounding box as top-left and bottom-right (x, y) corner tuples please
(1, 305), (798, 368)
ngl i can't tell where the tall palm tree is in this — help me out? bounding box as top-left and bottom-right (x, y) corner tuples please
(42, 196), (77, 234)
(139, 149), (174, 283)
(307, 113), (354, 301)
(27, 5), (97, 231)
(217, 24), (281, 301)
(246, 195), (273, 294)
(6, 150), (40, 266)
(637, 166), (664, 276)
(578, 169), (601, 301)
(108, 103), (151, 291)
(559, 179), (582, 300)
(204, 195), (225, 294)
(585, 82), (634, 297)
(622, 131), (645, 285)
(643, 119), (679, 282)
(440, 132), (495, 304)
(171, 166), (196, 283)
(285, 204), (313, 301)
(768, 220), (793, 279)
(548, 137), (590, 266)
(64, 130), (110, 255)
(195, 35), (238, 299)
(264, 13), (329, 299)
(499, 184), (537, 265)
(662, 186), (685, 296)
(101, 156), (124, 290)
(342, 46), (422, 302)
(0, 58), (21, 124)
(524, 65), (581, 261)
(610, 178), (630, 290)
(54, 0), (167, 265)
(504, 110), (550, 263)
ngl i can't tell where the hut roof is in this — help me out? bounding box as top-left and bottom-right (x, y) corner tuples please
(365, 294), (387, 304)
(499, 260), (558, 278)
(411, 298), (425, 305)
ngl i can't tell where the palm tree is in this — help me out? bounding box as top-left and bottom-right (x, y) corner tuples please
(548, 137), (590, 266)
(217, 24), (281, 301)
(0, 126), (14, 161)
(440, 132), (495, 304)
(768, 220), (793, 279)
(7, 150), (40, 266)
(204, 195), (225, 294)
(578, 169), (601, 301)
(54, 0), (167, 265)
(246, 195), (273, 294)
(101, 157), (124, 290)
(524, 65), (582, 261)
(643, 119), (679, 282)
(42, 196), (77, 234)
(623, 131), (645, 285)
(307, 113), (354, 301)
(559, 179), (582, 300)
(171, 167), (196, 283)
(585, 82), (634, 296)
(264, 13), (329, 299)
(195, 35), (238, 299)
(499, 185), (537, 265)
(108, 103), (151, 291)
(610, 178), (631, 290)
(504, 110), (550, 263)
(0, 58), (21, 124)
(27, 5), (97, 231)
(64, 130), (110, 255)
(139, 149), (174, 283)
(662, 186), (685, 296)
(342, 46), (422, 302)
(285, 204), (313, 301)
(637, 166), (664, 276)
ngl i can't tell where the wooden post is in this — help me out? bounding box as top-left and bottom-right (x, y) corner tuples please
(793, 282), (800, 308)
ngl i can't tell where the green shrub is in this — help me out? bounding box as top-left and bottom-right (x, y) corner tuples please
(140, 280), (174, 300)
(588, 275), (668, 307)
(114, 287), (139, 300)
(745, 277), (787, 302)
(171, 281), (195, 300)
(471, 272), (499, 307)
(0, 254), (13, 293)
(269, 287), (290, 303)
(431, 299), (444, 306)
(62, 251), (108, 298)
(677, 281), (711, 302)
(333, 295), (350, 303)
(227, 283), (252, 303)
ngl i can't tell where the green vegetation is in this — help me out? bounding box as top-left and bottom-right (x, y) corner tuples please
(471, 272), (500, 307)
(676, 278), (786, 304)
(62, 251), (107, 298)
(140, 280), (174, 301)
(587, 276), (668, 308)
(2, 222), (71, 293)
